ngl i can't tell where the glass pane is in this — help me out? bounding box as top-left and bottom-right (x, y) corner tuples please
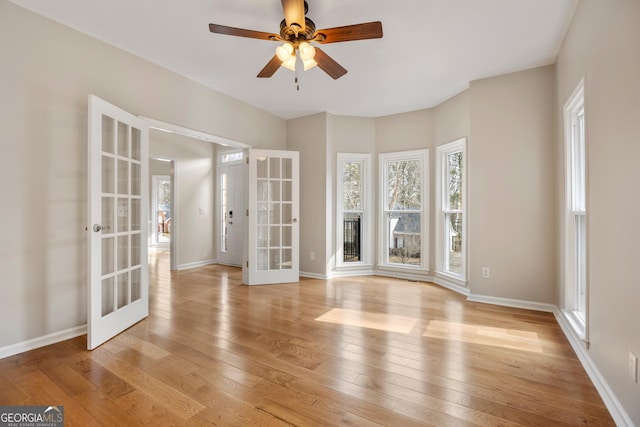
(118, 122), (129, 158)
(131, 127), (141, 161)
(282, 158), (292, 179)
(387, 212), (421, 266)
(257, 204), (269, 225)
(257, 226), (268, 248)
(257, 157), (268, 178)
(102, 156), (114, 194)
(269, 181), (281, 202)
(343, 213), (362, 262)
(257, 249), (268, 270)
(575, 214), (586, 315)
(282, 181), (292, 202)
(269, 203), (281, 224)
(131, 268), (141, 302)
(269, 226), (280, 246)
(117, 272), (129, 309)
(269, 249), (281, 270)
(102, 237), (114, 275)
(282, 226), (292, 247)
(102, 197), (114, 234)
(269, 157), (280, 178)
(102, 115), (115, 154)
(343, 161), (362, 211)
(386, 160), (421, 210)
(117, 235), (129, 270)
(131, 162), (141, 196)
(282, 203), (292, 224)
(257, 181), (269, 202)
(117, 198), (129, 232)
(446, 212), (463, 275)
(448, 151), (463, 210)
(102, 277), (115, 317)
(131, 233), (141, 267)
(131, 198), (141, 231)
(282, 248), (292, 270)
(118, 160), (128, 195)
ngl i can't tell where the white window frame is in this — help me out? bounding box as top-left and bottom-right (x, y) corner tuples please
(378, 149), (429, 271)
(436, 138), (467, 282)
(563, 78), (588, 340)
(336, 153), (372, 269)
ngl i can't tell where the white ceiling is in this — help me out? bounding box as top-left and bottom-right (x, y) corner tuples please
(10, 0), (578, 119)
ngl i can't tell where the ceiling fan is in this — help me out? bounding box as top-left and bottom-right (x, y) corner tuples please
(209, 0), (383, 83)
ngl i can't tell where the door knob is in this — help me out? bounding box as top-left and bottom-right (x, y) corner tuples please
(292, 218), (298, 223)
(93, 224), (103, 232)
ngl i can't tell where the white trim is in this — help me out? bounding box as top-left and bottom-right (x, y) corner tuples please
(554, 309), (635, 427)
(467, 294), (555, 312)
(435, 138), (467, 281)
(0, 325), (87, 360)
(336, 153), (372, 268)
(330, 268), (376, 278)
(562, 77), (589, 340)
(177, 259), (216, 270)
(431, 276), (470, 296)
(140, 116), (250, 149)
(299, 271), (329, 280)
(378, 149), (430, 271)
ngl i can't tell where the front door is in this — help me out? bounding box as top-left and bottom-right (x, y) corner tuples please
(218, 161), (244, 266)
(243, 149), (299, 285)
(87, 95), (149, 350)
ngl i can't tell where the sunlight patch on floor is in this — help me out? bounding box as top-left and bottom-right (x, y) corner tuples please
(315, 308), (417, 333)
(423, 320), (543, 353)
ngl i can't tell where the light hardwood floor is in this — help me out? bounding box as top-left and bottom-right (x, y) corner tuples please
(0, 251), (614, 426)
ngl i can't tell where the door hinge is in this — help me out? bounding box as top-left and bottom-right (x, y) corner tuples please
(246, 157), (249, 165)
(246, 261), (249, 268)
(246, 209), (249, 216)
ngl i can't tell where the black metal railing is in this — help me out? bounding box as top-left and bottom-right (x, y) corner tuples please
(343, 216), (361, 262)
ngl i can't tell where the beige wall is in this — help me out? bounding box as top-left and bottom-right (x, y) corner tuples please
(286, 113), (328, 275)
(468, 66), (557, 303)
(555, 0), (640, 423)
(330, 115), (376, 272)
(0, 2), (284, 349)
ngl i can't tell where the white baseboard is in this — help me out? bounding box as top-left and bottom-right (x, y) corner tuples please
(177, 259), (216, 270)
(553, 309), (635, 427)
(329, 269), (376, 278)
(299, 271), (328, 280)
(466, 294), (555, 312)
(0, 325), (87, 360)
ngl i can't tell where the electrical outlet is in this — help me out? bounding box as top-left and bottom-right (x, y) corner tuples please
(481, 267), (490, 279)
(309, 251), (315, 261)
(629, 351), (638, 383)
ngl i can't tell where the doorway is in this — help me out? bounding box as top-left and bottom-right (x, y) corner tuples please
(217, 150), (245, 266)
(149, 158), (175, 270)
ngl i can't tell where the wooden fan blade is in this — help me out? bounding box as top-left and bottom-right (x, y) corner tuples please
(315, 21), (383, 44)
(314, 48), (347, 80)
(257, 55), (283, 78)
(209, 23), (279, 41)
(281, 0), (306, 30)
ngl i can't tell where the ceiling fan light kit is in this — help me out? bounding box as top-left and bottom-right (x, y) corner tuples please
(209, 0), (382, 88)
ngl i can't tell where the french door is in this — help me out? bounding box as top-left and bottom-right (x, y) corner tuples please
(87, 95), (149, 350)
(243, 149), (299, 285)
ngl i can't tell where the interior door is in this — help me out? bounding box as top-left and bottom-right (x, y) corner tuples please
(87, 94), (149, 350)
(219, 162), (244, 266)
(243, 149), (299, 285)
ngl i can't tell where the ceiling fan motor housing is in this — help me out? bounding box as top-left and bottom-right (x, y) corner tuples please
(279, 17), (317, 44)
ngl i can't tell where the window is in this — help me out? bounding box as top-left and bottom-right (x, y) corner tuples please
(436, 138), (466, 279)
(336, 153), (372, 267)
(379, 150), (428, 269)
(564, 79), (587, 336)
